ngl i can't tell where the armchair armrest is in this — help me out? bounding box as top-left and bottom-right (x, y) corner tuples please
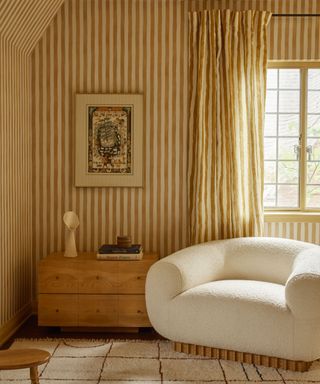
(145, 242), (225, 335)
(285, 248), (320, 320)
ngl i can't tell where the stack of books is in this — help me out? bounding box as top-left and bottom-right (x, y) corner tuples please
(97, 244), (143, 260)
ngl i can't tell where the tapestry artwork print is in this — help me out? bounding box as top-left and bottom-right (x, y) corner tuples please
(87, 106), (132, 174)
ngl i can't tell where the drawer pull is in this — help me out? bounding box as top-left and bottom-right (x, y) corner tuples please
(137, 276), (142, 280)
(96, 309), (100, 313)
(55, 309), (59, 313)
(96, 276), (100, 280)
(55, 276), (59, 280)
(137, 310), (142, 314)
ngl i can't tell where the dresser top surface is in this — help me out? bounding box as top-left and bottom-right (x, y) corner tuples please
(40, 251), (159, 263)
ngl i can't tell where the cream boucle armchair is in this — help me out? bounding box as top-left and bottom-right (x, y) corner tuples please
(146, 237), (320, 371)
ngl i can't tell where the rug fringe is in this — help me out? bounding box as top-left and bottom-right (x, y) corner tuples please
(14, 337), (165, 343)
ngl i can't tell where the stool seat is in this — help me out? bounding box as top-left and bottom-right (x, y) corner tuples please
(0, 349), (51, 383)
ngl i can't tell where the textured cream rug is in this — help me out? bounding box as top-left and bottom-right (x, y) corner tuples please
(0, 338), (320, 383)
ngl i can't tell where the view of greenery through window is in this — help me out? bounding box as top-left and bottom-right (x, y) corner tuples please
(264, 67), (320, 209)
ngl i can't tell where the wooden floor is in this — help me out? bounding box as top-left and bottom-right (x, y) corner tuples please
(1, 315), (163, 350)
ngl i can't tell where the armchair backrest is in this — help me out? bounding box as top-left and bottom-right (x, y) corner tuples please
(220, 237), (318, 285)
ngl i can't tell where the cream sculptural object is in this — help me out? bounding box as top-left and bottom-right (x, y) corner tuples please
(63, 211), (79, 257)
(146, 237), (320, 371)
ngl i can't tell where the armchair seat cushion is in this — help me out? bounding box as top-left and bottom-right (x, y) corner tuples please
(169, 280), (291, 358)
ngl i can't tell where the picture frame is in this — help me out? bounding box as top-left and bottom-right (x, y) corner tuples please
(75, 94), (143, 187)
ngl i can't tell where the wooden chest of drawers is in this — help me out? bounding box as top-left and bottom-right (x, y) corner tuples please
(38, 252), (158, 328)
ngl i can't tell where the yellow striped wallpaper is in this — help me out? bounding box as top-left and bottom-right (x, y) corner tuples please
(31, 0), (189, 263)
(190, 0), (320, 60)
(31, 0), (320, 277)
(0, 37), (32, 337)
(0, 0), (64, 341)
(264, 222), (320, 245)
(0, 0), (64, 55)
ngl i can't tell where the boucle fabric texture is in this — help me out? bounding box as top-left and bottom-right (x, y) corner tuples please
(146, 237), (320, 361)
(2, 338), (320, 383)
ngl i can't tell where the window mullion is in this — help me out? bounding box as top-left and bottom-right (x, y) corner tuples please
(300, 68), (308, 211)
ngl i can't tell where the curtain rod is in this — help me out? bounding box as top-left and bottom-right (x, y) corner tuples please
(273, 14), (320, 17)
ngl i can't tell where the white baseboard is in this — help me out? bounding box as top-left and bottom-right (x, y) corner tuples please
(0, 303), (32, 346)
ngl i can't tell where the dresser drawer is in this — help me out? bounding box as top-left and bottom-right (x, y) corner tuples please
(118, 260), (155, 294)
(38, 261), (78, 293)
(78, 295), (118, 326)
(38, 294), (78, 326)
(78, 261), (118, 294)
(118, 295), (151, 327)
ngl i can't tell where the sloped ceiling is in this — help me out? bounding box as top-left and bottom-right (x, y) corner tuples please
(0, 0), (64, 55)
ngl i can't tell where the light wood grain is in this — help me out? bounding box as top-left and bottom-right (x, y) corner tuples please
(118, 295), (150, 327)
(118, 260), (156, 294)
(38, 294), (78, 326)
(174, 342), (312, 372)
(38, 261), (78, 294)
(0, 349), (50, 370)
(38, 252), (158, 328)
(0, 348), (50, 384)
(78, 295), (118, 326)
(78, 262), (118, 294)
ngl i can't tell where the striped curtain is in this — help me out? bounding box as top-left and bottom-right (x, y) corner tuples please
(188, 9), (271, 244)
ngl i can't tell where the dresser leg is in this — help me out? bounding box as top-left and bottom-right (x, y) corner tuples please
(30, 366), (40, 384)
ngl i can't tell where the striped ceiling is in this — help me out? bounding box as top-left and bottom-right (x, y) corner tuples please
(0, 0), (64, 54)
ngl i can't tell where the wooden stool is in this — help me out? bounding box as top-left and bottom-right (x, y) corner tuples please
(0, 349), (51, 383)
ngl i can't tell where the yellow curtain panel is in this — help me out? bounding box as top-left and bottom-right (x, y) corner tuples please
(188, 9), (271, 244)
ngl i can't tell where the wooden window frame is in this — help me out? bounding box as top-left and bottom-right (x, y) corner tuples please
(265, 61), (320, 218)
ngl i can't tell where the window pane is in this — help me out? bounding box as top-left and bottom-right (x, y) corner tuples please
(279, 69), (300, 89)
(278, 185), (299, 207)
(307, 115), (320, 137)
(267, 69), (278, 89)
(264, 114), (277, 136)
(306, 185), (320, 208)
(278, 161), (299, 183)
(264, 185), (276, 207)
(278, 138), (299, 160)
(264, 161), (276, 183)
(264, 68), (301, 209)
(308, 91), (320, 113)
(279, 91), (300, 113)
(307, 162), (320, 184)
(307, 138), (320, 160)
(308, 69), (320, 90)
(266, 90), (278, 113)
(264, 138), (277, 160)
(278, 114), (299, 136)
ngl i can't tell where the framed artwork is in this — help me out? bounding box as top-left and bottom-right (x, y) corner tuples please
(75, 94), (143, 187)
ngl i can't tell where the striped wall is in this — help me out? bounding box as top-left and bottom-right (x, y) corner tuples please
(31, 0), (189, 263)
(0, 0), (64, 55)
(0, 0), (64, 342)
(264, 222), (320, 245)
(191, 0), (320, 60)
(31, 0), (320, 279)
(0, 37), (32, 336)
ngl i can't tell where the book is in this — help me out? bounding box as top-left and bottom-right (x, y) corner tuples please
(98, 244), (142, 254)
(97, 252), (143, 261)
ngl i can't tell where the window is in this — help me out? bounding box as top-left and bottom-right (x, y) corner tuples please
(264, 63), (320, 211)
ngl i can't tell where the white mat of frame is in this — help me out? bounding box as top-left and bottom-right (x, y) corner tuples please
(1, 338), (320, 383)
